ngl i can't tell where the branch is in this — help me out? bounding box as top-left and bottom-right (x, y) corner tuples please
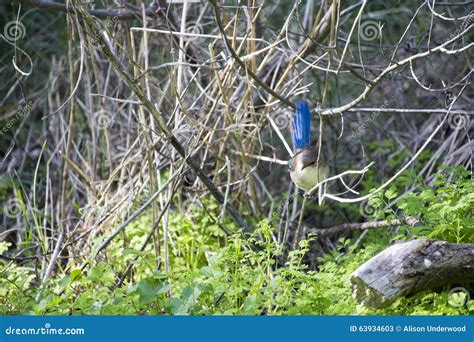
(319, 24), (474, 116)
(17, 0), (159, 19)
(351, 239), (474, 308)
(76, 5), (251, 234)
(340, 107), (474, 116)
(307, 217), (419, 238)
(35, 230), (64, 302)
(208, 0), (296, 109)
(308, 82), (469, 203)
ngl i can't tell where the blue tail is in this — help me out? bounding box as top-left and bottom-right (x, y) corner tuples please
(293, 100), (311, 149)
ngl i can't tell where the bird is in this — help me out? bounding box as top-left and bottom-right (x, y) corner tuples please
(289, 100), (329, 191)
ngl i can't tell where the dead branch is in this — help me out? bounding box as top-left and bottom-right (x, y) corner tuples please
(18, 0), (159, 19)
(351, 239), (474, 308)
(307, 216), (419, 237)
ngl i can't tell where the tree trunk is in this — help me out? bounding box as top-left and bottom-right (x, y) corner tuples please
(350, 239), (474, 308)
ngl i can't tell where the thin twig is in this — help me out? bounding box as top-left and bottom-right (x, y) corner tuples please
(77, 4), (251, 234)
(18, 0), (159, 19)
(307, 216), (419, 237)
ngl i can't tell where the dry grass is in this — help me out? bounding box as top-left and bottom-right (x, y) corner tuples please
(0, 0), (472, 286)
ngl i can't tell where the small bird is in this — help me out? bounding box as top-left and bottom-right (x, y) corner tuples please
(289, 100), (329, 191)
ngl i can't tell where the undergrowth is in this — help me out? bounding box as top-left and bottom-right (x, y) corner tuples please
(0, 169), (472, 315)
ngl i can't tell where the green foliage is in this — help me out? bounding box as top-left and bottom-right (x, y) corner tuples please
(0, 169), (472, 315)
(1, 218), (472, 315)
(397, 167), (473, 243)
(353, 166), (472, 243)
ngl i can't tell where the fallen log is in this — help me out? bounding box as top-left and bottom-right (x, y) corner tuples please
(350, 239), (474, 308)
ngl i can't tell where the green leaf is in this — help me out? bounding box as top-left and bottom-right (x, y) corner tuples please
(136, 277), (169, 305)
(384, 186), (398, 200)
(0, 242), (11, 255)
(70, 269), (82, 281)
(88, 262), (115, 286)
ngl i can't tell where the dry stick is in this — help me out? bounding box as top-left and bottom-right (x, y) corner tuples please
(62, 154), (95, 191)
(292, 196), (307, 249)
(208, 2), (296, 221)
(116, 185), (176, 288)
(271, 2), (336, 95)
(341, 107), (474, 115)
(138, 3), (162, 269)
(58, 14), (81, 271)
(55, 174), (176, 297)
(307, 217), (419, 238)
(163, 1), (190, 274)
(310, 83), (469, 201)
(336, 0), (367, 73)
(62, 171), (176, 289)
(319, 24), (473, 116)
(209, 0), (295, 110)
(20, 0), (201, 68)
(18, 0), (159, 20)
(77, 6), (250, 234)
(35, 230), (64, 302)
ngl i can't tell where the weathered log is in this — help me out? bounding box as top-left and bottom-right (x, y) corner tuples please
(350, 239), (474, 308)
